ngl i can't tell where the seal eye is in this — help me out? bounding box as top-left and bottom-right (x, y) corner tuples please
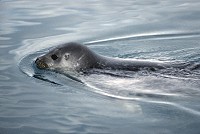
(51, 54), (58, 60)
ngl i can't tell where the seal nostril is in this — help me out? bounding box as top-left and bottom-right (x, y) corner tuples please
(35, 58), (39, 63)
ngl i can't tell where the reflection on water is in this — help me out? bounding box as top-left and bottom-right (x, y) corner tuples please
(1, 0), (200, 134)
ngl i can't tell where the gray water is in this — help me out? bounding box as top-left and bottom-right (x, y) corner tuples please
(1, 0), (200, 134)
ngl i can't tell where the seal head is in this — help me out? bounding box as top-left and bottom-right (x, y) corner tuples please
(35, 42), (98, 72)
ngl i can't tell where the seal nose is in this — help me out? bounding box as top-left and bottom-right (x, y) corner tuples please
(35, 58), (48, 69)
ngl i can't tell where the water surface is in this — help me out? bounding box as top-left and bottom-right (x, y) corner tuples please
(1, 0), (200, 134)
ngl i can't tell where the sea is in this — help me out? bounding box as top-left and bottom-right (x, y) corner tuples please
(0, 0), (200, 134)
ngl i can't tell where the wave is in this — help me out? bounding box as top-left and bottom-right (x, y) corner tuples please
(84, 31), (200, 45)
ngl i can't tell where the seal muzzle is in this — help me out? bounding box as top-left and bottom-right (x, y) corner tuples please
(35, 58), (48, 69)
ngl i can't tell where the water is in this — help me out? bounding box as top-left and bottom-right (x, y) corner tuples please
(1, 0), (200, 134)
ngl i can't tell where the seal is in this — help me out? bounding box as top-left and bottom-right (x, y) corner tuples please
(35, 42), (175, 72)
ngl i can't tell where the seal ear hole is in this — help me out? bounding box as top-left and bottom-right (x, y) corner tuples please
(64, 54), (70, 60)
(51, 54), (58, 60)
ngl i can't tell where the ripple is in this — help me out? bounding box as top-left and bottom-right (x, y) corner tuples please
(0, 75), (10, 81)
(0, 37), (11, 41)
(17, 99), (47, 105)
(85, 31), (200, 45)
